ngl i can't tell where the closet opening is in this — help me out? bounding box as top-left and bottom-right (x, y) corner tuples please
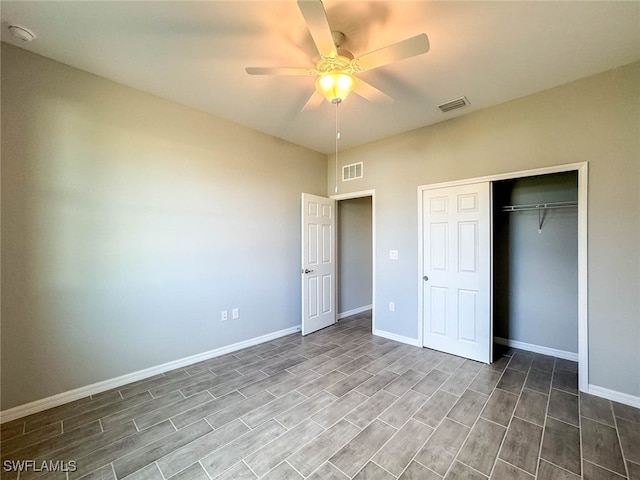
(492, 171), (579, 362)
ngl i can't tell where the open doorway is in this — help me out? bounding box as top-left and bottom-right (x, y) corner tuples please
(333, 191), (375, 331)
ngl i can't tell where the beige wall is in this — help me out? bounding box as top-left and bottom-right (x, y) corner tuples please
(328, 62), (640, 397)
(1, 44), (327, 410)
(2, 42), (638, 411)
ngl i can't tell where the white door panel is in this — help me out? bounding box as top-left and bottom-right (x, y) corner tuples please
(422, 183), (491, 363)
(302, 193), (336, 335)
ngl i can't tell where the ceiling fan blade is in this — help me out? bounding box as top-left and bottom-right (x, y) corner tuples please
(301, 90), (325, 111)
(297, 0), (337, 58)
(245, 67), (315, 76)
(354, 33), (430, 72)
(353, 79), (393, 104)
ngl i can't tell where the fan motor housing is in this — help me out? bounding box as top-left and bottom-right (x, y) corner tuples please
(316, 52), (353, 74)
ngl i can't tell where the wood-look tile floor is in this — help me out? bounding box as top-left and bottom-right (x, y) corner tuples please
(2, 312), (639, 480)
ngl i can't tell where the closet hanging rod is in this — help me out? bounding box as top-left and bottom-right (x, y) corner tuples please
(501, 200), (578, 212)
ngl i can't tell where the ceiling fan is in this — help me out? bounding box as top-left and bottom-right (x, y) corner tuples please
(245, 0), (430, 110)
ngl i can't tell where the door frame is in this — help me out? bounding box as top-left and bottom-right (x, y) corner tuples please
(418, 162), (588, 391)
(331, 189), (376, 333)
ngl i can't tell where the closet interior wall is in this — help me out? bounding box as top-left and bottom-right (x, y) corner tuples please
(493, 172), (579, 356)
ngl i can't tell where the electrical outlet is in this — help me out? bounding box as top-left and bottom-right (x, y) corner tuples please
(232, 308), (239, 320)
(221, 310), (228, 321)
(389, 250), (398, 260)
(389, 301), (395, 312)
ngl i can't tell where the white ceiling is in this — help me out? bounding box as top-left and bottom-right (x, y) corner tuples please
(2, 1), (639, 154)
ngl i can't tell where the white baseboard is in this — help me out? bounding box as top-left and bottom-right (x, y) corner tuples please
(373, 328), (421, 347)
(338, 305), (373, 320)
(494, 338), (640, 409)
(587, 384), (640, 409)
(0, 325), (301, 424)
(494, 337), (578, 362)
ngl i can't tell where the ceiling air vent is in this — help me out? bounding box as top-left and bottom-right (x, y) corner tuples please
(438, 96), (470, 113)
(342, 162), (363, 182)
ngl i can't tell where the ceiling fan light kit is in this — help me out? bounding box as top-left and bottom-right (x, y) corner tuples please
(317, 72), (355, 103)
(244, 0), (430, 194)
(245, 0), (430, 110)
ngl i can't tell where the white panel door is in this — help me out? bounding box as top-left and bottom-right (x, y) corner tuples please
(302, 193), (336, 335)
(422, 182), (491, 363)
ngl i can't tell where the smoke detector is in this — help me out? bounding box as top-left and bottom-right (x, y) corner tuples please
(8, 25), (36, 42)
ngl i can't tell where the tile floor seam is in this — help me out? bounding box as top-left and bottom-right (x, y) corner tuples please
(308, 417), (327, 432)
(167, 418), (178, 432)
(442, 415), (472, 431)
(198, 460), (214, 480)
(578, 386), (586, 480)
(408, 392), (466, 477)
(583, 459), (629, 479)
(341, 416), (363, 432)
(409, 415), (434, 429)
(380, 420), (434, 479)
(493, 386), (539, 478)
(455, 457), (492, 479)
(579, 412), (616, 429)
(479, 412), (513, 430)
(272, 418), (288, 431)
(345, 421), (402, 477)
(107, 462), (117, 480)
(238, 417), (253, 431)
(542, 457), (585, 477)
(612, 409), (632, 479)
(449, 388), (492, 477)
(372, 415), (400, 432)
(534, 366), (553, 477)
(412, 458), (444, 479)
(369, 459), (400, 479)
(493, 386), (518, 396)
(546, 412), (580, 427)
(327, 459), (353, 479)
(202, 417), (215, 431)
(239, 459), (258, 479)
(496, 458), (535, 479)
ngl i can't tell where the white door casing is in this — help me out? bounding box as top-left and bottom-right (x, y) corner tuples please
(301, 193), (336, 335)
(422, 182), (491, 363)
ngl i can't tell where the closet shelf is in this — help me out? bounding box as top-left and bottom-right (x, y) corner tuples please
(500, 200), (578, 212)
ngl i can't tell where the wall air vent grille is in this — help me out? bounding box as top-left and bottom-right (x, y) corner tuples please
(342, 162), (363, 181)
(438, 96), (470, 113)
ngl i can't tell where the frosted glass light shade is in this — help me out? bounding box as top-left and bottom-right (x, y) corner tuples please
(316, 72), (355, 104)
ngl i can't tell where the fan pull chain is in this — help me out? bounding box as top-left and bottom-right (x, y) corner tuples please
(335, 101), (340, 193)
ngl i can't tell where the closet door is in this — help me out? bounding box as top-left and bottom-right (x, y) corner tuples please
(422, 182), (491, 363)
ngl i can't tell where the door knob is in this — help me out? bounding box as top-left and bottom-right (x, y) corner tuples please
(303, 268), (315, 274)
(423, 275), (429, 281)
